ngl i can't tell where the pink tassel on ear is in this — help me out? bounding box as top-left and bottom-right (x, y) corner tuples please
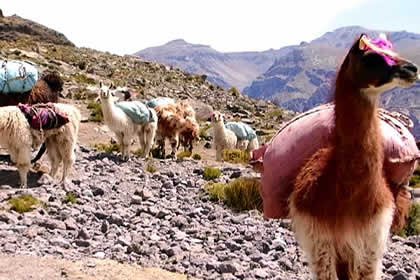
(369, 34), (397, 66)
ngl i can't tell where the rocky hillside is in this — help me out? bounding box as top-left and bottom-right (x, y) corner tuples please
(0, 11), (74, 46)
(0, 13), (291, 138)
(135, 39), (292, 91)
(0, 147), (419, 280)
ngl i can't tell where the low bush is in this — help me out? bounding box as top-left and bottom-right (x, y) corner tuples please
(87, 102), (103, 122)
(205, 177), (262, 211)
(192, 153), (202, 160)
(203, 166), (221, 181)
(409, 167), (420, 188)
(8, 194), (40, 213)
(145, 160), (157, 173)
(222, 149), (250, 164)
(63, 192), (77, 204)
(177, 151), (192, 159)
(93, 142), (121, 153)
(399, 202), (420, 237)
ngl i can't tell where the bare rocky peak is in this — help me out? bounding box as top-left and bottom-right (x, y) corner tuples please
(0, 13), (74, 46)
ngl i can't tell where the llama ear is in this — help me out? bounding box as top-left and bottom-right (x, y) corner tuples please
(359, 34), (369, 51)
(110, 83), (115, 90)
(99, 81), (103, 88)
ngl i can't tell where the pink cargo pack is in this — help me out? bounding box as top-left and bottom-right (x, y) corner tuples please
(252, 103), (419, 218)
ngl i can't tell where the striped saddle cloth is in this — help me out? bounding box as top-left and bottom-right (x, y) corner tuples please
(18, 103), (69, 130)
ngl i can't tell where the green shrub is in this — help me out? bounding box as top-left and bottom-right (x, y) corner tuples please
(146, 160), (157, 173)
(8, 194), (40, 213)
(205, 182), (226, 201)
(192, 153), (202, 160)
(73, 73), (96, 85)
(409, 167), (420, 188)
(267, 108), (284, 119)
(224, 178), (262, 211)
(87, 102), (103, 122)
(177, 151), (192, 159)
(199, 124), (211, 139)
(63, 192), (77, 204)
(228, 87), (240, 97)
(222, 149), (250, 164)
(203, 166), (221, 181)
(399, 202), (420, 237)
(94, 142), (121, 153)
(205, 177), (262, 211)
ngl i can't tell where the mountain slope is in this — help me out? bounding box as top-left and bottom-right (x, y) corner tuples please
(0, 14), (74, 46)
(244, 26), (420, 110)
(135, 39), (291, 90)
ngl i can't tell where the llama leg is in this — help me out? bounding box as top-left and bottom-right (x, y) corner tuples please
(59, 142), (75, 184)
(46, 138), (62, 179)
(142, 124), (156, 158)
(292, 215), (338, 280)
(13, 147), (31, 187)
(358, 206), (393, 280)
(156, 136), (165, 158)
(169, 135), (178, 158)
(216, 148), (222, 161)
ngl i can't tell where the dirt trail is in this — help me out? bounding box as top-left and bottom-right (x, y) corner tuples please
(0, 255), (195, 280)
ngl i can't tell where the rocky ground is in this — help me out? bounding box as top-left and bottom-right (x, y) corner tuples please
(0, 146), (419, 280)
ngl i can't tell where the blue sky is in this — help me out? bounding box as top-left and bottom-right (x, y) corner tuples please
(328, 0), (420, 33)
(1, 1), (419, 55)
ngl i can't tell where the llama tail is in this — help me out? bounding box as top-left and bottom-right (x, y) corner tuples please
(42, 72), (64, 93)
(31, 143), (47, 164)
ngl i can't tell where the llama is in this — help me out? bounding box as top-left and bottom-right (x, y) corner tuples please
(225, 121), (259, 155)
(0, 103), (80, 187)
(178, 116), (200, 153)
(289, 34), (418, 279)
(210, 111), (238, 161)
(0, 72), (63, 107)
(153, 101), (199, 158)
(253, 102), (418, 230)
(99, 82), (157, 160)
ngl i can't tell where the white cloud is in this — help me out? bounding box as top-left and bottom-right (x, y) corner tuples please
(1, 0), (365, 55)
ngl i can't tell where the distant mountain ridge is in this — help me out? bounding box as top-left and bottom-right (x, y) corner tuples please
(135, 39), (292, 90)
(135, 26), (420, 137)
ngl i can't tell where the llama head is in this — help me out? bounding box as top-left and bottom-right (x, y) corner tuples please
(99, 81), (116, 101)
(339, 33), (418, 99)
(210, 111), (224, 123)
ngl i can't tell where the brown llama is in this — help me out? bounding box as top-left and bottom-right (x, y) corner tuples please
(0, 72), (63, 107)
(289, 34), (418, 280)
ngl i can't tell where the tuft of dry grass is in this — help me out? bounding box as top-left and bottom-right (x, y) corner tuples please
(8, 194), (40, 213)
(145, 160), (157, 173)
(93, 142), (121, 153)
(87, 102), (103, 122)
(192, 153), (202, 160)
(63, 192), (77, 204)
(203, 166), (221, 181)
(399, 202), (420, 237)
(205, 177), (262, 211)
(177, 151), (192, 160)
(222, 149), (250, 164)
(409, 167), (420, 188)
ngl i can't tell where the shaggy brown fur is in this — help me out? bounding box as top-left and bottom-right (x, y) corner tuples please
(0, 72), (63, 107)
(289, 34), (418, 279)
(154, 101), (199, 158)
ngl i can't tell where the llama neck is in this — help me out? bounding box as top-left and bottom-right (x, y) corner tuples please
(334, 79), (384, 179)
(213, 121), (227, 139)
(101, 98), (118, 120)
